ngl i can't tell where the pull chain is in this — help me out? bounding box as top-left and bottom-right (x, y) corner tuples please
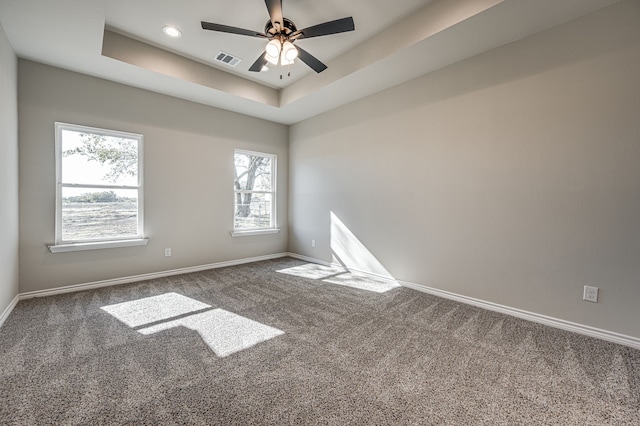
(279, 66), (293, 80)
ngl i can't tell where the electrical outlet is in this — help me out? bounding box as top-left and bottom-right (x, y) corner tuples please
(311, 239), (316, 248)
(583, 285), (598, 303)
(165, 248), (172, 257)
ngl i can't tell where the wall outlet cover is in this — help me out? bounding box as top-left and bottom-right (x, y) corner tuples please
(583, 285), (599, 303)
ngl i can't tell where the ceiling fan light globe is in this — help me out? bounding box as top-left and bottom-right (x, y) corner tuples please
(265, 39), (281, 59)
(282, 41), (298, 61)
(265, 54), (279, 65)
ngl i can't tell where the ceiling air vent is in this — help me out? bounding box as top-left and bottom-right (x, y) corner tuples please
(214, 51), (241, 67)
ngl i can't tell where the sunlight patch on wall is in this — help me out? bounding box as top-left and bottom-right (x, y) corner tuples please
(275, 213), (401, 293)
(330, 211), (400, 292)
(101, 293), (283, 357)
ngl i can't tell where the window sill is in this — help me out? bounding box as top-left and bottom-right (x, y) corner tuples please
(48, 238), (149, 253)
(230, 229), (280, 237)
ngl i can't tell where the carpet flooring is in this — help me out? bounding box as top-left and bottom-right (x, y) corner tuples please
(1, 257), (639, 425)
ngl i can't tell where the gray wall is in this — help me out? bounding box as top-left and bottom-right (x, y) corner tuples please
(19, 61), (288, 293)
(289, 1), (640, 338)
(0, 23), (19, 317)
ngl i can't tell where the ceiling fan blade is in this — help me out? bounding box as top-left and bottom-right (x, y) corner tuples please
(201, 21), (266, 38)
(264, 0), (284, 30)
(295, 46), (327, 73)
(248, 52), (268, 72)
(294, 17), (355, 40)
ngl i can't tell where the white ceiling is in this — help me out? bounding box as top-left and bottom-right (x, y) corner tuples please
(0, 0), (621, 124)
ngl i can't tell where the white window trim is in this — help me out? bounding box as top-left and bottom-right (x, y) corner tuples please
(233, 149), (277, 235)
(48, 238), (149, 253)
(230, 229), (280, 238)
(49, 122), (145, 252)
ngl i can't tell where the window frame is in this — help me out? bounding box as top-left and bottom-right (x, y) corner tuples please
(232, 149), (278, 237)
(50, 122), (146, 252)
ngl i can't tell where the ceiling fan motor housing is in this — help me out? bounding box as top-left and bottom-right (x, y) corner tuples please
(264, 17), (297, 39)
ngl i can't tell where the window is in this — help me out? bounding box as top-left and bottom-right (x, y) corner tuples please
(51, 122), (146, 251)
(233, 150), (277, 235)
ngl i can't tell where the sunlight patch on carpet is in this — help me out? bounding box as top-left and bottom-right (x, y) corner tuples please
(278, 262), (399, 293)
(101, 293), (283, 356)
(323, 271), (400, 293)
(138, 308), (284, 357)
(278, 263), (400, 293)
(277, 263), (346, 280)
(100, 292), (210, 328)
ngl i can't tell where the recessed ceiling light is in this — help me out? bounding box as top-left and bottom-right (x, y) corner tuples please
(162, 26), (182, 38)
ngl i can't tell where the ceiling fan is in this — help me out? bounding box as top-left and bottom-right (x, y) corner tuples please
(201, 0), (355, 74)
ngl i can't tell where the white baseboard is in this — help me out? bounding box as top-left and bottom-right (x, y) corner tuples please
(19, 253), (289, 300)
(0, 294), (19, 329)
(287, 253), (640, 350)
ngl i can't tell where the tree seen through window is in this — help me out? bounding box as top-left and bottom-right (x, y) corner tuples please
(234, 150), (275, 230)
